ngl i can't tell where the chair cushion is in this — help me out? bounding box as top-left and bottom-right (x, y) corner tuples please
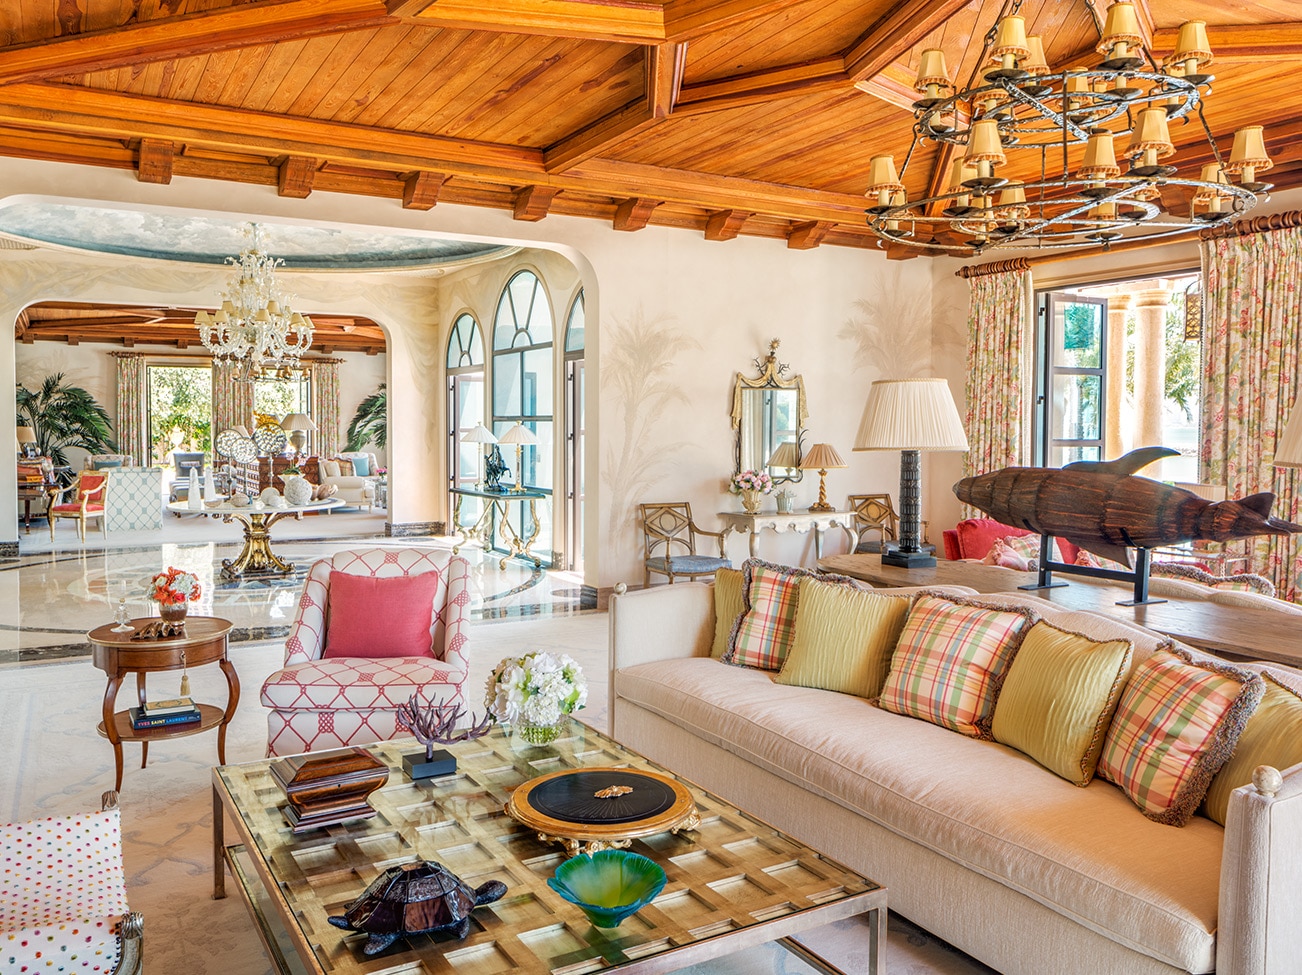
(647, 555), (731, 576)
(710, 567), (745, 659)
(992, 621), (1133, 786)
(0, 807), (129, 928)
(321, 460), (342, 478)
(350, 456), (371, 476)
(52, 503), (105, 514)
(323, 571), (439, 658)
(1099, 647), (1263, 825)
(3, 918), (123, 972)
(877, 594), (1036, 738)
(260, 657), (467, 710)
(775, 578), (911, 698)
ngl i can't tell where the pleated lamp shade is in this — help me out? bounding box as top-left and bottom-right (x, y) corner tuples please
(854, 379), (969, 452)
(280, 412), (317, 432)
(498, 423), (538, 446)
(1275, 394), (1302, 468)
(461, 423), (498, 444)
(766, 440), (801, 470)
(799, 443), (846, 471)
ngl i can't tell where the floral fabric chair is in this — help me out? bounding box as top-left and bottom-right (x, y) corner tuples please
(0, 791), (143, 974)
(48, 471), (108, 542)
(259, 548), (472, 756)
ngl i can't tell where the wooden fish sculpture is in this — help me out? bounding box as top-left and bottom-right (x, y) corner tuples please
(953, 447), (1302, 567)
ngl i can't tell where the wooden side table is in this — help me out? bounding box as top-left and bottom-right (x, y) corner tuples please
(88, 616), (238, 791)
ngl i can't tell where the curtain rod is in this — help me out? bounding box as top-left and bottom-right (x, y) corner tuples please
(956, 210), (1302, 276)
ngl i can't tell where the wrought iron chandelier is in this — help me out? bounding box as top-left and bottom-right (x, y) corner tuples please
(194, 225), (314, 380)
(865, 0), (1272, 255)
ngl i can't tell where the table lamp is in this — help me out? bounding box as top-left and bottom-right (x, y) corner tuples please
(799, 443), (846, 512)
(461, 423), (498, 489)
(854, 378), (969, 568)
(766, 440), (801, 478)
(497, 423), (538, 493)
(280, 413), (317, 460)
(1274, 392), (1302, 469)
(16, 425), (37, 458)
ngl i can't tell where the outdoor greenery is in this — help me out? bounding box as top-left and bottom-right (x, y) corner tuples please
(148, 366), (211, 464)
(346, 383), (387, 451)
(15, 374), (116, 473)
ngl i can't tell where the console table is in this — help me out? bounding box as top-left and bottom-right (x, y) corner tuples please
(718, 509), (859, 562)
(451, 486), (548, 569)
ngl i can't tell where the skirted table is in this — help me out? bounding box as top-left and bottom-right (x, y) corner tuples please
(166, 498), (343, 577)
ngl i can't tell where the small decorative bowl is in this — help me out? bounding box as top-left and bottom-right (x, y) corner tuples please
(547, 850), (667, 928)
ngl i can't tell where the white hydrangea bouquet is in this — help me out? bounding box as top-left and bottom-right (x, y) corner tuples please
(485, 650), (587, 744)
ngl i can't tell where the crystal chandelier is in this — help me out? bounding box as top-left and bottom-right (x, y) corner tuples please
(865, 0), (1271, 255)
(194, 225), (314, 380)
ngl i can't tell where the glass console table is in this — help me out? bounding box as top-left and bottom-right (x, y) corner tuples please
(451, 486), (549, 569)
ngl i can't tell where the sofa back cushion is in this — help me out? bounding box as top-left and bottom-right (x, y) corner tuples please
(323, 570), (440, 658)
(1098, 647), (1263, 825)
(876, 594), (1036, 738)
(1202, 671), (1302, 825)
(992, 621), (1133, 786)
(774, 578), (911, 698)
(710, 567), (745, 659)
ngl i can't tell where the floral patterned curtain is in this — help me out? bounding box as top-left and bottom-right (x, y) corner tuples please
(211, 360), (253, 440)
(1201, 226), (1302, 599)
(310, 359), (341, 458)
(962, 265), (1033, 480)
(111, 352), (148, 466)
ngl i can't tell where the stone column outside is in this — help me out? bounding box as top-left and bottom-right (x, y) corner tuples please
(1104, 293), (1131, 460)
(1132, 287), (1174, 474)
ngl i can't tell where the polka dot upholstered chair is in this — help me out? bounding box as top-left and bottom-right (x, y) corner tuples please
(0, 791), (143, 974)
(259, 548), (473, 757)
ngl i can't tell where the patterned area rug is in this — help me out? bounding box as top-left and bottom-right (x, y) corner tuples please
(1, 620), (995, 975)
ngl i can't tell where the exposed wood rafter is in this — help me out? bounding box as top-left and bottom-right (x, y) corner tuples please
(612, 197), (661, 230)
(704, 209), (750, 240)
(786, 220), (833, 249)
(677, 58), (847, 116)
(1151, 23), (1302, 61)
(277, 156), (318, 198)
(402, 171), (447, 210)
(843, 0), (975, 83)
(513, 184), (560, 220)
(647, 42), (687, 117)
(544, 100), (656, 173)
(135, 138), (174, 184)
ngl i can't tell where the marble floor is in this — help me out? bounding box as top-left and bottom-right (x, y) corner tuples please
(3, 516), (594, 665)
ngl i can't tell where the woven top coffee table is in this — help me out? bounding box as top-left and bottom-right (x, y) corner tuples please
(212, 720), (886, 975)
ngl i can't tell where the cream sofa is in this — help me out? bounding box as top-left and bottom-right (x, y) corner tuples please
(609, 581), (1302, 975)
(319, 457), (377, 511)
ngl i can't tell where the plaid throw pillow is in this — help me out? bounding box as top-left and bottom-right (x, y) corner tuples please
(1098, 647), (1264, 826)
(876, 595), (1036, 738)
(725, 560), (858, 670)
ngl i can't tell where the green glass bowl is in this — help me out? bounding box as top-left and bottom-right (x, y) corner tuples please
(547, 850), (668, 927)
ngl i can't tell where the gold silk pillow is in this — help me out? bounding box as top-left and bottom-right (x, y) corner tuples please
(1203, 673), (1302, 826)
(775, 577), (911, 698)
(991, 621), (1133, 786)
(711, 567), (746, 659)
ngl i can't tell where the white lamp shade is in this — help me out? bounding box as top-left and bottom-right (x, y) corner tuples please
(799, 443), (847, 470)
(461, 423), (498, 444)
(497, 422), (538, 446)
(854, 378), (969, 452)
(1275, 393), (1302, 468)
(766, 441), (801, 469)
(280, 412), (317, 432)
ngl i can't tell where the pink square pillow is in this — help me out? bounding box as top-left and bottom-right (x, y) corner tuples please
(322, 570), (440, 658)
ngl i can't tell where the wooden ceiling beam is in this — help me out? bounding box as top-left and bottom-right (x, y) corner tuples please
(1151, 23), (1302, 61)
(647, 42), (687, 117)
(786, 220), (833, 250)
(543, 99), (657, 173)
(135, 138), (174, 184)
(704, 209), (750, 240)
(660, 0), (807, 41)
(398, 0), (667, 43)
(277, 155), (318, 198)
(843, 0), (974, 84)
(513, 184), (560, 220)
(613, 197), (661, 231)
(402, 171), (447, 209)
(924, 142), (959, 217)
(0, 0), (394, 87)
(676, 57), (848, 116)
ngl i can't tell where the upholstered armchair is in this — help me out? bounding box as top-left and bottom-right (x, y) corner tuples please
(48, 471), (108, 541)
(84, 454), (134, 470)
(0, 791), (143, 974)
(335, 450), (379, 477)
(259, 548), (471, 756)
(318, 457), (377, 511)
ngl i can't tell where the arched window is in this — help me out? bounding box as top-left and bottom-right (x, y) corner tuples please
(492, 270), (554, 558)
(564, 291), (585, 354)
(447, 312), (485, 509)
(563, 291), (585, 570)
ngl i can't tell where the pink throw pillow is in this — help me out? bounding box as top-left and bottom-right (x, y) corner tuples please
(322, 570), (440, 658)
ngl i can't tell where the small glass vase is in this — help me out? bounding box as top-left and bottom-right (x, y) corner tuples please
(159, 602), (187, 624)
(740, 488), (762, 514)
(516, 720), (564, 745)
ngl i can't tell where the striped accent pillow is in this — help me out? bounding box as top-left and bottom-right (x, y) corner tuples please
(1098, 647), (1264, 826)
(876, 595), (1036, 738)
(725, 560), (858, 671)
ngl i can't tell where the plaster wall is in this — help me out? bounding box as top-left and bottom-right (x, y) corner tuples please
(0, 158), (965, 587)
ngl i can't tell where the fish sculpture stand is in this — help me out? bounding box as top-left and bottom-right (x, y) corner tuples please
(952, 447), (1302, 606)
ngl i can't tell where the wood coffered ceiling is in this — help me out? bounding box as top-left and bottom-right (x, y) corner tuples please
(0, 1), (1299, 257)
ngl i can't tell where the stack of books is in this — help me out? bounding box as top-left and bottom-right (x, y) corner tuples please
(129, 696), (201, 731)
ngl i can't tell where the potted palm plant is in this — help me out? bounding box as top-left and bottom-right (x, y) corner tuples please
(345, 383), (386, 452)
(15, 374), (117, 482)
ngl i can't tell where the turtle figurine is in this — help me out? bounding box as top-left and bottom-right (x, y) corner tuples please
(328, 861), (507, 955)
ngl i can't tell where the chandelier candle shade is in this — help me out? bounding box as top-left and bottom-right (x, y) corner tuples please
(798, 444), (846, 513)
(866, 2), (1272, 254)
(854, 379), (969, 568)
(497, 423), (537, 493)
(195, 225), (314, 379)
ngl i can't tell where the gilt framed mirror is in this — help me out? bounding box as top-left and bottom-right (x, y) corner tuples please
(731, 340), (808, 483)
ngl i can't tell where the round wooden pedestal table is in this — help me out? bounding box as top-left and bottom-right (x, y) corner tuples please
(88, 616), (237, 791)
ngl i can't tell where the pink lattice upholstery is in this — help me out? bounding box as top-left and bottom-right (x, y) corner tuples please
(261, 548), (472, 757)
(0, 800), (139, 974)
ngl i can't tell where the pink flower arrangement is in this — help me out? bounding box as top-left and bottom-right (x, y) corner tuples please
(148, 567), (202, 605)
(731, 469), (774, 494)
